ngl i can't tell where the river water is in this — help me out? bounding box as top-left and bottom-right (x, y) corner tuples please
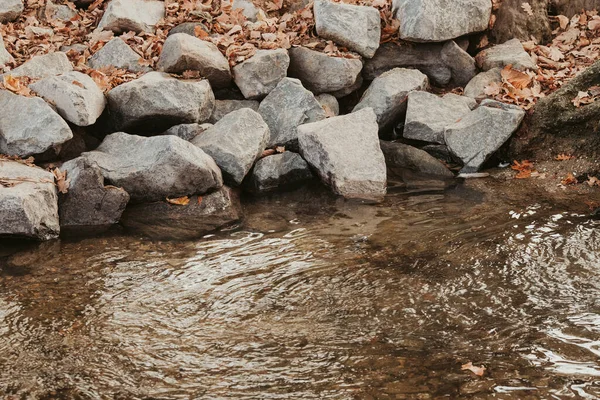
(1, 178), (600, 399)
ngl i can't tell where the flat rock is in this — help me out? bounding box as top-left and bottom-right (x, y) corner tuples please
(316, 93), (339, 116)
(475, 38), (537, 71)
(314, 0), (380, 58)
(192, 108), (269, 185)
(3, 52), (72, 79)
(258, 77), (326, 149)
(246, 152), (313, 193)
(0, 0), (23, 23)
(158, 33), (232, 88)
(161, 123), (212, 141)
(232, 0), (259, 21)
(464, 68), (503, 99)
(232, 49), (289, 99)
(107, 71), (215, 133)
(83, 132), (223, 203)
(441, 40), (477, 87)
(353, 68), (428, 131)
(209, 99), (260, 123)
(0, 90), (73, 157)
(97, 0), (165, 34)
(444, 105), (526, 172)
(0, 161), (59, 240)
(403, 91), (474, 144)
(379, 140), (453, 177)
(393, 0), (491, 42)
(288, 46), (362, 94)
(88, 38), (150, 73)
(0, 33), (13, 67)
(297, 107), (386, 201)
(30, 71), (106, 127)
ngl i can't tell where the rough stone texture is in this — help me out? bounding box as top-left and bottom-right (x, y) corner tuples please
(246, 152), (313, 193)
(258, 78), (327, 149)
(329, 74), (363, 98)
(120, 186), (242, 240)
(60, 43), (88, 54)
(490, 0), (552, 43)
(297, 108), (387, 201)
(0, 0), (23, 23)
(168, 22), (210, 37)
(88, 38), (150, 73)
(441, 40), (477, 87)
(363, 42), (451, 87)
(422, 144), (454, 163)
(0, 90), (73, 157)
(0, 33), (13, 67)
(475, 39), (537, 71)
(59, 157), (130, 230)
(3, 52), (72, 79)
(316, 93), (339, 116)
(464, 68), (503, 99)
(192, 108), (269, 185)
(161, 123), (212, 141)
(403, 91), (473, 144)
(552, 0), (600, 18)
(314, 0), (380, 58)
(232, 49), (289, 99)
(353, 68), (428, 131)
(288, 46), (362, 94)
(30, 71), (106, 127)
(393, 0), (491, 42)
(379, 140), (453, 177)
(444, 106), (525, 172)
(209, 99), (260, 123)
(232, 0), (259, 21)
(45, 1), (77, 21)
(83, 132), (223, 203)
(0, 161), (59, 240)
(107, 71), (215, 133)
(97, 0), (165, 34)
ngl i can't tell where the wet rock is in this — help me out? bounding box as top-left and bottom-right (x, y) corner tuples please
(30, 71), (106, 127)
(444, 105), (525, 172)
(441, 40), (477, 87)
(45, 1), (76, 21)
(232, 0), (259, 21)
(353, 68), (428, 131)
(161, 122), (212, 141)
(232, 49), (289, 99)
(258, 77), (326, 149)
(0, 0), (23, 23)
(288, 46), (362, 94)
(0, 33), (13, 67)
(88, 38), (150, 73)
(403, 91), (474, 144)
(316, 93), (339, 116)
(314, 0), (380, 58)
(0, 90), (73, 157)
(464, 68), (503, 99)
(83, 132), (223, 203)
(0, 161), (59, 240)
(107, 71), (215, 133)
(120, 186), (242, 240)
(297, 108), (386, 201)
(490, 0), (551, 43)
(192, 108), (269, 185)
(393, 0), (491, 42)
(475, 38), (537, 71)
(246, 152), (313, 193)
(168, 21), (210, 37)
(59, 157), (130, 231)
(158, 33), (232, 89)
(380, 140), (453, 177)
(209, 99), (260, 123)
(97, 0), (165, 34)
(3, 52), (72, 79)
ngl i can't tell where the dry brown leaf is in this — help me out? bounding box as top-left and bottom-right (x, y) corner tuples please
(52, 168), (69, 194)
(587, 176), (600, 186)
(275, 146), (285, 153)
(561, 173), (578, 185)
(166, 196), (190, 206)
(461, 362), (486, 377)
(558, 15), (570, 30)
(521, 2), (533, 16)
(501, 65), (532, 89)
(71, 80), (85, 88)
(555, 153), (575, 161)
(261, 149), (276, 158)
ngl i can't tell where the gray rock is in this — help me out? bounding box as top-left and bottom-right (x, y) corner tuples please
(0, 90), (73, 157)
(232, 49), (289, 99)
(421, 144), (454, 163)
(59, 157), (130, 230)
(443, 93), (477, 109)
(314, 0), (380, 58)
(60, 43), (88, 54)
(403, 91), (473, 144)
(353, 68), (428, 131)
(192, 108), (269, 185)
(107, 71), (215, 133)
(316, 93), (339, 116)
(393, 0), (491, 42)
(464, 68), (503, 99)
(83, 132), (223, 203)
(0, 161), (59, 240)
(379, 140), (453, 177)
(441, 40), (477, 87)
(88, 38), (150, 73)
(247, 152), (313, 193)
(3, 52), (72, 79)
(0, 0), (23, 23)
(329, 74), (363, 98)
(0, 33), (13, 67)
(444, 105), (525, 172)
(45, 1), (77, 21)
(97, 0), (165, 34)
(158, 33), (232, 89)
(479, 98), (524, 112)
(30, 71), (106, 127)
(490, 0), (552, 44)
(258, 78), (327, 149)
(168, 22), (210, 37)
(475, 39), (537, 71)
(297, 107), (386, 201)
(553, 0), (600, 18)
(209, 99), (260, 123)
(161, 123), (212, 141)
(288, 46), (362, 94)
(232, 0), (259, 21)
(120, 186), (242, 240)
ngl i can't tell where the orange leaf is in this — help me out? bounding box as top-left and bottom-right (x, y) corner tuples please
(501, 65), (532, 89)
(461, 362), (486, 376)
(166, 196), (190, 205)
(561, 173), (578, 185)
(555, 153), (575, 161)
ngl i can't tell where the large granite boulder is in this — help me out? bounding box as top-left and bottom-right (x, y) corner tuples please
(232, 49), (289, 99)
(209, 99), (260, 123)
(3, 52), (72, 79)
(0, 0), (23, 23)
(475, 39), (537, 71)
(246, 152), (313, 193)
(88, 38), (151, 73)
(379, 140), (453, 178)
(97, 0), (165, 34)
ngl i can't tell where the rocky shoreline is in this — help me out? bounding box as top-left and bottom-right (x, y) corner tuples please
(0, 0), (599, 241)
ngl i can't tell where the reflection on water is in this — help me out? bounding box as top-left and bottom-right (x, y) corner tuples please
(1, 181), (600, 399)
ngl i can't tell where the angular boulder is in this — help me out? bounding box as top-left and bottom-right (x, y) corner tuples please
(490, 0), (552, 43)
(83, 132), (223, 203)
(161, 123), (212, 141)
(475, 38), (537, 71)
(3, 52), (72, 79)
(88, 38), (150, 73)
(0, 161), (59, 240)
(464, 68), (503, 99)
(316, 93), (339, 116)
(314, 0), (380, 58)
(0, 0), (23, 23)
(297, 108), (386, 201)
(440, 40), (477, 87)
(191, 108), (269, 185)
(232, 49), (289, 99)
(379, 140), (453, 178)
(209, 99), (260, 123)
(246, 152), (313, 193)
(97, 0), (165, 34)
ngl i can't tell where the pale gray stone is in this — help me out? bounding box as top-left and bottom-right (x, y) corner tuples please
(88, 38), (150, 73)
(441, 40), (477, 86)
(0, 0), (23, 23)
(329, 74), (363, 98)
(168, 21), (209, 37)
(464, 68), (503, 99)
(209, 99), (259, 123)
(475, 38), (537, 71)
(379, 140), (453, 177)
(97, 0), (165, 34)
(161, 123), (212, 141)
(3, 52), (72, 79)
(316, 93), (339, 116)
(232, 0), (259, 21)
(60, 43), (88, 54)
(0, 33), (13, 67)
(233, 49), (289, 98)
(247, 152), (313, 193)
(45, 1), (76, 21)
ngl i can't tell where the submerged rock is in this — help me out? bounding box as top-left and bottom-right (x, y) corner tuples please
(0, 0), (23, 23)
(475, 38), (537, 71)
(232, 49), (290, 99)
(209, 99), (260, 123)
(379, 140), (453, 178)
(3, 52), (72, 79)
(97, 0), (165, 34)
(88, 38), (150, 73)
(246, 152), (313, 193)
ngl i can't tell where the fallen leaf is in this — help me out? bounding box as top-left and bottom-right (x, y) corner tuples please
(512, 160), (535, 179)
(71, 80), (85, 88)
(587, 176), (600, 186)
(561, 173), (578, 185)
(558, 14), (570, 30)
(461, 362), (486, 376)
(52, 168), (69, 194)
(197, 196), (203, 205)
(275, 146), (285, 153)
(555, 153), (575, 161)
(501, 65), (532, 89)
(521, 2), (533, 16)
(261, 149), (276, 157)
(166, 196), (190, 205)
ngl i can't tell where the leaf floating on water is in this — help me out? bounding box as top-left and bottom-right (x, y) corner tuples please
(166, 196), (190, 206)
(52, 168), (69, 194)
(461, 362), (486, 376)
